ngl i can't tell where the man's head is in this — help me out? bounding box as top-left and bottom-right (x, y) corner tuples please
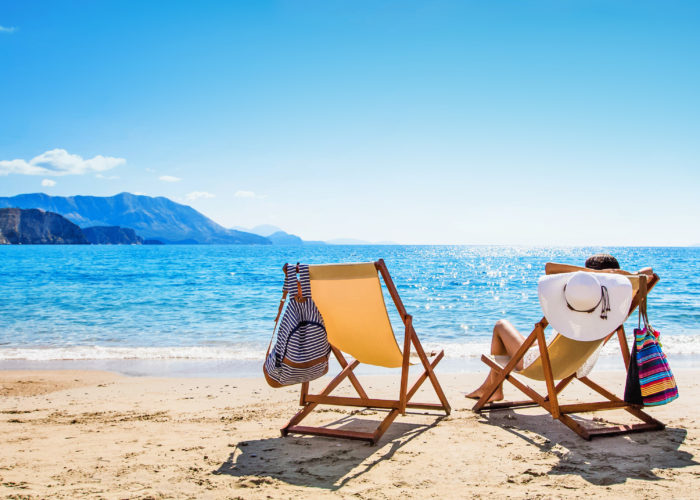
(585, 253), (620, 270)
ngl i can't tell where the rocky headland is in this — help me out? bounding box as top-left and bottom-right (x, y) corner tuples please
(0, 208), (89, 245)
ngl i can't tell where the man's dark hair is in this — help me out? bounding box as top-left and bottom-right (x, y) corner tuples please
(585, 253), (620, 270)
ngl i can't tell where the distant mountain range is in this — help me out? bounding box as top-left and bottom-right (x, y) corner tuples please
(0, 193), (268, 245)
(232, 224), (315, 245)
(242, 224), (287, 238)
(0, 193), (398, 245)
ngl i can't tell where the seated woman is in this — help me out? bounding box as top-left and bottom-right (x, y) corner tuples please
(466, 254), (653, 402)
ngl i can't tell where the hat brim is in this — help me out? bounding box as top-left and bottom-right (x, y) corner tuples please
(537, 272), (633, 341)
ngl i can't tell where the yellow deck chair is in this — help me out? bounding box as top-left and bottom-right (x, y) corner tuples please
(280, 260), (451, 445)
(473, 263), (665, 440)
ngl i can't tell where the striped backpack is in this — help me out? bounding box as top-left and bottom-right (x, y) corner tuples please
(263, 264), (331, 387)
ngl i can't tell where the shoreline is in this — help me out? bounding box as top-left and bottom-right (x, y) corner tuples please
(1, 369), (699, 498)
(1, 353), (698, 378)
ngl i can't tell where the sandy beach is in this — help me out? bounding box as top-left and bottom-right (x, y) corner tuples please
(0, 368), (698, 499)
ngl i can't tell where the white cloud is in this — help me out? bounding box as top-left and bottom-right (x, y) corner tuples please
(185, 191), (216, 202)
(96, 173), (119, 180)
(234, 190), (257, 198)
(0, 149), (125, 177)
(159, 175), (181, 182)
(41, 179), (56, 187)
(0, 26), (16, 34)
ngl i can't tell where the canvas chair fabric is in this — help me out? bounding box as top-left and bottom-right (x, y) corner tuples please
(308, 263), (404, 368)
(492, 335), (605, 381)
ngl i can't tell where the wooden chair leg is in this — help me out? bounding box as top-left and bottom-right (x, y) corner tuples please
(536, 325), (560, 419)
(554, 374), (576, 396)
(300, 381), (309, 405)
(558, 413), (592, 440)
(406, 350), (444, 402)
(410, 328), (451, 414)
(372, 409), (400, 445)
(281, 359), (361, 435)
(286, 407), (403, 446)
(577, 376), (665, 430)
(331, 346), (369, 399)
(399, 316), (412, 414)
(617, 326), (631, 370)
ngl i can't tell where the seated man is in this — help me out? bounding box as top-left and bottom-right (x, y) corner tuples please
(466, 254), (653, 402)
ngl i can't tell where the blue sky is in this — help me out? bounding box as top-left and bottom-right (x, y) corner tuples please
(1, 1), (698, 245)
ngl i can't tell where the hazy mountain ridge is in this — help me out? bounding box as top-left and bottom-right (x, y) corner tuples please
(246, 224), (285, 237)
(0, 193), (269, 245)
(237, 224), (394, 245)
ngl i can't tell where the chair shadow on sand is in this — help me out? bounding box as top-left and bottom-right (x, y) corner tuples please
(214, 409), (446, 490)
(480, 409), (698, 485)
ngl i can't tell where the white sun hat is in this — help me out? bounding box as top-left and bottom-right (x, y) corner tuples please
(537, 271), (633, 341)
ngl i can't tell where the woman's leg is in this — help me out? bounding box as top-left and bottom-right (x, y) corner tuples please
(466, 320), (527, 401)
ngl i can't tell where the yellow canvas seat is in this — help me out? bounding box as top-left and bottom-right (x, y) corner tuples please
(309, 263), (403, 368)
(492, 334), (605, 381)
(473, 264), (665, 440)
(280, 260), (451, 445)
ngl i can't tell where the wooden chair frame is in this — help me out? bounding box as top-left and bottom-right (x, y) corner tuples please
(473, 272), (665, 440)
(281, 259), (451, 445)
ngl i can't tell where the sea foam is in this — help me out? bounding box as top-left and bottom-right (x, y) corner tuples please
(2, 334), (699, 361)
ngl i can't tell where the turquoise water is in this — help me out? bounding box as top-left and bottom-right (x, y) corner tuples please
(1, 245), (698, 363)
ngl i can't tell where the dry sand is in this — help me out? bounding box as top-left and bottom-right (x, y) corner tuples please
(1, 367), (698, 499)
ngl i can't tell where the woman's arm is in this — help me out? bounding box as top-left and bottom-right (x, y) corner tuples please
(638, 267), (654, 277)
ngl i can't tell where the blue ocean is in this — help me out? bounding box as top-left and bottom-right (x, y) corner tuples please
(1, 245), (698, 373)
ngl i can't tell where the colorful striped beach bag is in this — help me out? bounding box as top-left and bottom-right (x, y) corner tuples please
(624, 276), (678, 406)
(263, 263), (331, 388)
(634, 327), (678, 405)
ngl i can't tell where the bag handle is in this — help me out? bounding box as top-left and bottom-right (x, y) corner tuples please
(638, 274), (654, 333)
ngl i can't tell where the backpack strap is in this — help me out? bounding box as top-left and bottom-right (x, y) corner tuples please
(283, 263), (298, 293)
(283, 262), (310, 300)
(266, 264), (295, 358)
(297, 264), (312, 298)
